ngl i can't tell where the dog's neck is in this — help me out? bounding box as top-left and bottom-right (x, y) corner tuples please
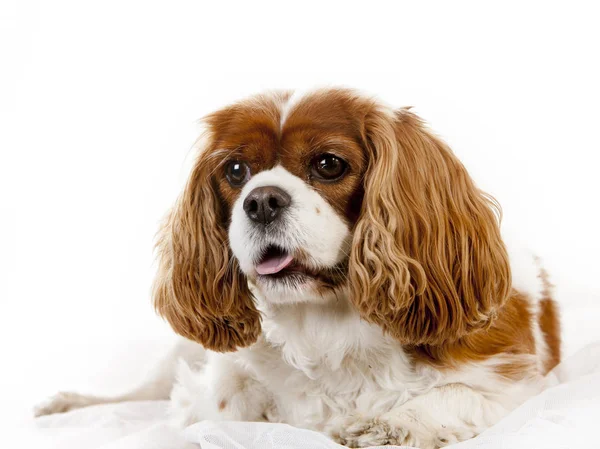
(250, 286), (406, 375)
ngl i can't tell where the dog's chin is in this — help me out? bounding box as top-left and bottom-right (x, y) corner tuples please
(253, 275), (344, 305)
(254, 274), (321, 303)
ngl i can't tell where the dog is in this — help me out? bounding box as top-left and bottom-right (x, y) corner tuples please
(35, 88), (560, 448)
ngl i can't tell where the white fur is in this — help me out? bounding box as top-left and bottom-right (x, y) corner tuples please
(279, 89), (309, 131)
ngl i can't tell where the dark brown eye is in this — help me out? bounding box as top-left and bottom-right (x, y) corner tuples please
(310, 153), (348, 181)
(225, 160), (250, 187)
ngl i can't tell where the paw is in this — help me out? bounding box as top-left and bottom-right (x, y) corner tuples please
(332, 415), (411, 448)
(34, 391), (98, 417)
(433, 425), (477, 447)
(332, 412), (478, 449)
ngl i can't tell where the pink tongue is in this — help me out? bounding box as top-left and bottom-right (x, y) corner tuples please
(256, 253), (294, 275)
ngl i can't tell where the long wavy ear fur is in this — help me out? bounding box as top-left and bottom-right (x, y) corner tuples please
(152, 134), (261, 352)
(350, 107), (511, 345)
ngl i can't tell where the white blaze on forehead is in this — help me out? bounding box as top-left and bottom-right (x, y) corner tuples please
(279, 89), (312, 132)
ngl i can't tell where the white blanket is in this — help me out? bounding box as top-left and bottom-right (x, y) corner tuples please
(24, 342), (600, 449)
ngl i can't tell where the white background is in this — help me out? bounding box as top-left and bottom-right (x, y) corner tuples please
(1, 0), (599, 440)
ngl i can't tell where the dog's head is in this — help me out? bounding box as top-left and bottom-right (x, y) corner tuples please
(153, 88), (511, 352)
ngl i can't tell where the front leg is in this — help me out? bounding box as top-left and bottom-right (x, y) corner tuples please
(169, 351), (277, 427)
(333, 384), (506, 449)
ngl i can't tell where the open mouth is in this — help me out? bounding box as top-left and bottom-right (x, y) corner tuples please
(255, 245), (295, 276)
(255, 245), (319, 279)
(254, 245), (348, 287)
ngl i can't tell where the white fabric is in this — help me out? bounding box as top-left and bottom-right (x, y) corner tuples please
(24, 342), (600, 449)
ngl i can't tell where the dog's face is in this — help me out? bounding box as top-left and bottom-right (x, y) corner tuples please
(227, 165), (354, 303)
(153, 88), (512, 352)
(221, 93), (369, 303)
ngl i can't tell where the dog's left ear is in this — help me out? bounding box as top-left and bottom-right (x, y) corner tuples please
(152, 127), (261, 352)
(349, 107), (511, 345)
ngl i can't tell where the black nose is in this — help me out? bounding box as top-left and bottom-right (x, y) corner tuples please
(243, 186), (291, 225)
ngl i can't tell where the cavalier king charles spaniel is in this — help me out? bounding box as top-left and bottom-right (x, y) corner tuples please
(36, 88), (561, 448)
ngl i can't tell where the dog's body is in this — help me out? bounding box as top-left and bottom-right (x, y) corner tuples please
(168, 243), (555, 448)
(36, 89), (560, 448)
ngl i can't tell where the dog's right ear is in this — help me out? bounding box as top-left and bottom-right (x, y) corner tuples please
(152, 126), (261, 352)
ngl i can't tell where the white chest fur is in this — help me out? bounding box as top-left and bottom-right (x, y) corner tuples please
(234, 296), (437, 430)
